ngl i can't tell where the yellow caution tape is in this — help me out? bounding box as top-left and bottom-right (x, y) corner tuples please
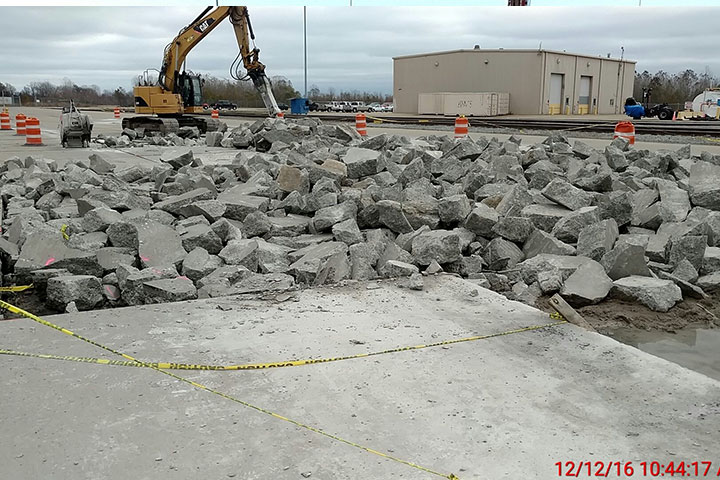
(0, 284), (33, 293)
(0, 318), (565, 369)
(0, 320), (567, 371)
(0, 298), (462, 479)
(60, 224), (69, 240)
(704, 137), (720, 143)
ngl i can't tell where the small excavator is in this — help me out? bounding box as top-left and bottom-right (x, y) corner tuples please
(122, 6), (281, 135)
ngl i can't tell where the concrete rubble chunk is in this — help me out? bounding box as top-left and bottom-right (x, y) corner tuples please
(541, 178), (593, 211)
(550, 206), (600, 244)
(612, 276), (683, 312)
(96, 247), (137, 274)
(492, 216), (535, 243)
(495, 185), (533, 218)
(180, 224), (223, 255)
(697, 272), (720, 292)
(312, 201), (358, 232)
(483, 237), (524, 271)
(376, 200), (413, 234)
(81, 207), (123, 233)
(701, 246), (720, 275)
(438, 194), (472, 225)
(464, 204), (499, 237)
(332, 218), (363, 245)
(672, 258), (699, 283)
(657, 181), (690, 223)
(218, 239), (259, 271)
(313, 252), (351, 285)
(379, 260), (419, 278)
(576, 219), (619, 261)
(107, 221), (139, 249)
(537, 267), (563, 294)
(288, 241), (348, 284)
(600, 242), (650, 280)
(517, 254), (593, 284)
(160, 148), (194, 169)
(561, 260), (613, 306)
(137, 220), (186, 268)
(153, 188), (216, 215)
(143, 277), (197, 303)
(411, 230), (462, 265)
(668, 235), (707, 271)
(277, 165), (310, 195)
(520, 204), (572, 232)
(46, 275), (103, 311)
(342, 147), (380, 179)
(523, 229), (575, 259)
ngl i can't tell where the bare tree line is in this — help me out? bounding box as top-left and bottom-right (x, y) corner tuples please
(632, 68), (718, 109)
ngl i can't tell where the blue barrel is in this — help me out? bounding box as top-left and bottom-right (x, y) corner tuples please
(290, 98), (309, 115)
(624, 104), (645, 119)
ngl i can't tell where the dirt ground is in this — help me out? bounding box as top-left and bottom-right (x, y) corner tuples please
(537, 293), (720, 333)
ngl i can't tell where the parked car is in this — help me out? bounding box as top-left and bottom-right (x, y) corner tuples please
(367, 103), (383, 112)
(308, 101), (320, 112)
(212, 100), (237, 110)
(277, 102), (289, 110)
(341, 102), (353, 113)
(326, 101), (344, 112)
(348, 101), (371, 112)
(381, 103), (394, 112)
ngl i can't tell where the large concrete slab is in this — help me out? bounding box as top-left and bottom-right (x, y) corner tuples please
(1, 275), (718, 479)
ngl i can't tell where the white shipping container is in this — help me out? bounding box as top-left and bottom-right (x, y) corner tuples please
(418, 92), (510, 116)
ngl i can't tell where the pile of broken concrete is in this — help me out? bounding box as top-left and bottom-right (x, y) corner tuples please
(2, 116), (720, 314)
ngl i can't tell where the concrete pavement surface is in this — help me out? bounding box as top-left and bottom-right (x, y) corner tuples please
(1, 276), (719, 479)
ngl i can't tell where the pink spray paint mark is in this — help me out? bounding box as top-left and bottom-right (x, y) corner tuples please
(178, 276), (189, 281)
(140, 255), (150, 263)
(44, 257), (55, 266)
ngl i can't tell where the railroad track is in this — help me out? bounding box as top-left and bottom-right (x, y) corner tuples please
(215, 110), (720, 137)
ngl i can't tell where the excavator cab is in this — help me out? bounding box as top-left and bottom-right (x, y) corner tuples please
(177, 72), (204, 110)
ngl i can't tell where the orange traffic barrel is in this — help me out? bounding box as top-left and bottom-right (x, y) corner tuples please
(0, 111), (11, 131)
(211, 109), (219, 119)
(355, 113), (367, 136)
(15, 114), (26, 136)
(113, 107), (120, 119)
(24, 117), (43, 146)
(454, 116), (469, 138)
(276, 111), (284, 119)
(613, 121), (635, 145)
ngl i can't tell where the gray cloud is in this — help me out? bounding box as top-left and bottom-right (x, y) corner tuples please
(1, 5), (719, 95)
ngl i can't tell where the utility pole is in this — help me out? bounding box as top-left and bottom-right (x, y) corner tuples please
(303, 6), (307, 98)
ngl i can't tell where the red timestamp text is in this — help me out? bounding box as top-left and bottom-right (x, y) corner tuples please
(555, 460), (720, 477)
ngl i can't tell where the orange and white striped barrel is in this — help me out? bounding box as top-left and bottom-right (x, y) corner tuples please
(15, 114), (26, 136)
(355, 113), (367, 136)
(211, 109), (219, 119)
(276, 111), (284, 119)
(0, 111), (11, 131)
(24, 117), (43, 146)
(613, 121), (635, 145)
(454, 116), (469, 138)
(113, 107), (120, 119)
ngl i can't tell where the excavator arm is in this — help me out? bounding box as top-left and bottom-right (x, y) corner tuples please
(158, 6), (281, 116)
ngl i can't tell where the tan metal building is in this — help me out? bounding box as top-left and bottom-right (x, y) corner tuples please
(393, 49), (636, 115)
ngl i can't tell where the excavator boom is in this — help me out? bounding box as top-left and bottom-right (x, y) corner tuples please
(128, 5), (280, 134)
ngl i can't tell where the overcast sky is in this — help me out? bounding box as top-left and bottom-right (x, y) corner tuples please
(1, 5), (719, 95)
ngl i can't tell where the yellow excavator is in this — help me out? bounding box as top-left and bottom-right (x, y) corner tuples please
(123, 6), (281, 134)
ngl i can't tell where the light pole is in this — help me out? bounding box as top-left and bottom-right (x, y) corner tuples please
(303, 6), (307, 98)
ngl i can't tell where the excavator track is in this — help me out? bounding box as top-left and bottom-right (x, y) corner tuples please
(122, 116), (220, 135)
(122, 117), (180, 135)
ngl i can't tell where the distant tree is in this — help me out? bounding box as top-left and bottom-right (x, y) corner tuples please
(633, 68), (720, 109)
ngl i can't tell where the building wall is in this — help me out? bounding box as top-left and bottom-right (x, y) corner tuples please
(393, 50), (544, 115)
(393, 49), (635, 115)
